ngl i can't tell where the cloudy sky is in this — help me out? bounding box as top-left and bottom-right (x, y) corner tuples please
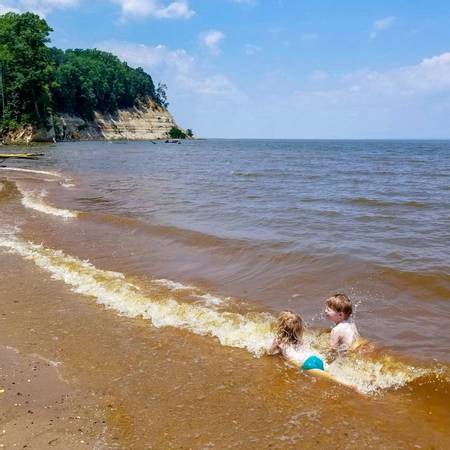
(2, 0), (450, 138)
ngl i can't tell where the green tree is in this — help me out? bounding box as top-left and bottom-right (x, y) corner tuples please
(0, 12), (53, 131)
(0, 12), (169, 134)
(50, 48), (157, 119)
(169, 126), (186, 139)
(156, 82), (169, 108)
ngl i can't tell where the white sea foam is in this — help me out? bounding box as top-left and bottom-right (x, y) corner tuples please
(61, 182), (76, 188)
(153, 278), (193, 291)
(0, 235), (432, 394)
(195, 293), (226, 307)
(0, 237), (273, 356)
(154, 279), (227, 307)
(0, 167), (63, 178)
(20, 190), (78, 219)
(0, 167), (75, 188)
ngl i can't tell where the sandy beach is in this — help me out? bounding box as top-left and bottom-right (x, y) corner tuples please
(0, 345), (106, 449)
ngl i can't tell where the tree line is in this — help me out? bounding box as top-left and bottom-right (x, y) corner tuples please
(0, 12), (168, 133)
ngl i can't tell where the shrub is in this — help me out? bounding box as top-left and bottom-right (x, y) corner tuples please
(169, 126), (186, 139)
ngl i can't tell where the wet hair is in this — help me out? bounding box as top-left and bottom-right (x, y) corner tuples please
(275, 311), (303, 345)
(326, 293), (353, 317)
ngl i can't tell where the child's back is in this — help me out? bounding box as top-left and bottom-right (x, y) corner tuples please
(330, 317), (359, 351)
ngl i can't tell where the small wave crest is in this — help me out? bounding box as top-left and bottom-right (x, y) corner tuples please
(0, 236), (274, 357)
(153, 279), (229, 307)
(349, 197), (430, 209)
(230, 170), (264, 178)
(0, 167), (63, 178)
(0, 167), (75, 188)
(0, 236), (438, 393)
(18, 187), (78, 219)
(327, 349), (432, 393)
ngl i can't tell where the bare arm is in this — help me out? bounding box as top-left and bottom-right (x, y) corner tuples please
(326, 328), (342, 363)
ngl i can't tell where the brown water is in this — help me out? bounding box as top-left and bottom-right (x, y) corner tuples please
(0, 140), (449, 448)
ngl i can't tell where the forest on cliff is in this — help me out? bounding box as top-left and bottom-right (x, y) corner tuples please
(0, 12), (167, 134)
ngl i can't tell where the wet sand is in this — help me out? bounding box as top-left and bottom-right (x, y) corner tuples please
(0, 346), (106, 449)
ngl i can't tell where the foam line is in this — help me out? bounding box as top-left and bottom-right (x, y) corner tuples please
(0, 167), (63, 178)
(20, 190), (78, 218)
(0, 235), (432, 393)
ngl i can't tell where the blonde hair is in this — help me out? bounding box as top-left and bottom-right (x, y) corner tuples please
(326, 293), (353, 317)
(275, 311), (303, 345)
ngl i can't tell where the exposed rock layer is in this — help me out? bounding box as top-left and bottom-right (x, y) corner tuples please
(2, 99), (180, 144)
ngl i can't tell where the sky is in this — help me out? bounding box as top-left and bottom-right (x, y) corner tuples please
(2, 1), (450, 138)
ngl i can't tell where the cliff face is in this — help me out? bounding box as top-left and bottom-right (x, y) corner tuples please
(3, 99), (181, 144)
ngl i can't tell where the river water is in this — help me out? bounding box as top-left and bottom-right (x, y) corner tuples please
(0, 139), (449, 448)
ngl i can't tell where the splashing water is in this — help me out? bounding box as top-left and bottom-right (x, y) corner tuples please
(0, 234), (434, 394)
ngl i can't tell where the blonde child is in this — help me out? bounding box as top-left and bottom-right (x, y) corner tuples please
(268, 311), (344, 384)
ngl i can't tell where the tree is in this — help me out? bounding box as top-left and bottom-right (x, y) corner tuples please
(0, 12), (53, 131)
(155, 82), (169, 108)
(50, 48), (157, 119)
(0, 12), (167, 132)
(186, 128), (193, 138)
(169, 126), (186, 139)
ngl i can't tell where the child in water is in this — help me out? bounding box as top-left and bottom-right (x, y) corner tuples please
(324, 293), (359, 362)
(268, 311), (342, 384)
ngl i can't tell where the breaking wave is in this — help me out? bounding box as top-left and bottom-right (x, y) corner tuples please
(19, 188), (78, 218)
(0, 234), (437, 394)
(0, 167), (63, 178)
(0, 167), (75, 188)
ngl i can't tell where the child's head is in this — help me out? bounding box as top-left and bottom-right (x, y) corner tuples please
(275, 311), (303, 345)
(325, 293), (353, 323)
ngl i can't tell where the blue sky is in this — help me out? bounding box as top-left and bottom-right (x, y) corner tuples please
(2, 1), (450, 138)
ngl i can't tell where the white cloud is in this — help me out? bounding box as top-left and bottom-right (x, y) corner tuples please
(96, 40), (239, 98)
(339, 52), (450, 96)
(0, 4), (20, 14)
(200, 29), (226, 55)
(370, 15), (396, 39)
(270, 51), (450, 137)
(96, 40), (245, 137)
(0, 0), (78, 16)
(94, 45), (450, 138)
(111, 0), (195, 20)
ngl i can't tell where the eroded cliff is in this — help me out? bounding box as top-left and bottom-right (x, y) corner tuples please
(2, 99), (182, 144)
